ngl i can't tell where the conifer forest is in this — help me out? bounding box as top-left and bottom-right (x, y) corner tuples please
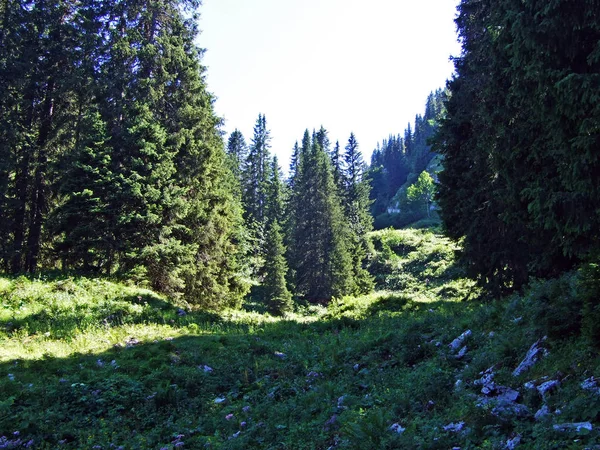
(1, 1), (600, 448)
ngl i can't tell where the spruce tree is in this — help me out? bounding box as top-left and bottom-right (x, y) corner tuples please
(261, 157), (292, 315)
(289, 131), (354, 302)
(226, 129), (247, 181)
(342, 133), (374, 294)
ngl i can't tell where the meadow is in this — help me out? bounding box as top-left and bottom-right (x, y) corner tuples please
(1, 229), (599, 449)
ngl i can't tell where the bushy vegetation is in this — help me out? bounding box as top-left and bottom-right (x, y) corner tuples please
(2, 229), (599, 449)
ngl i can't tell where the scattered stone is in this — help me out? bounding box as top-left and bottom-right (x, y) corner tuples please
(477, 396), (530, 418)
(7, 373), (14, 381)
(491, 401), (530, 418)
(537, 380), (560, 399)
(553, 422), (593, 433)
(177, 309), (186, 316)
(324, 414), (338, 430)
(443, 421), (465, 432)
(214, 397), (227, 404)
(512, 317), (523, 324)
(495, 386), (520, 403)
(512, 337), (548, 377)
(337, 396), (346, 408)
(449, 330), (472, 352)
(475, 366), (496, 392)
(199, 365), (213, 373)
(489, 331), (496, 338)
(506, 435), (521, 449)
(524, 381), (536, 390)
(456, 346), (468, 359)
(353, 364), (360, 371)
(125, 337), (140, 348)
(274, 351), (287, 359)
(534, 405), (550, 421)
(306, 371), (320, 378)
(581, 376), (600, 394)
(389, 423), (405, 434)
(454, 379), (463, 391)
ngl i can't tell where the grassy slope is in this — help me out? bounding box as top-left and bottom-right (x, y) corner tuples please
(1, 230), (599, 449)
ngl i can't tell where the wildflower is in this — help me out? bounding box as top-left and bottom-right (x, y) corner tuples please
(200, 365), (213, 373)
(225, 414), (234, 421)
(96, 359), (104, 367)
(7, 373), (14, 381)
(110, 360), (118, 368)
(240, 421), (247, 428)
(214, 397), (226, 404)
(59, 378), (67, 383)
(177, 309), (187, 316)
(174, 442), (184, 448)
(242, 405), (251, 413)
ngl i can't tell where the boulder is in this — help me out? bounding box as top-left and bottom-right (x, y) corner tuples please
(512, 337), (548, 377)
(449, 330), (472, 352)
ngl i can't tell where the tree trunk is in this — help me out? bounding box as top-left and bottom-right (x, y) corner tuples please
(25, 79), (54, 273)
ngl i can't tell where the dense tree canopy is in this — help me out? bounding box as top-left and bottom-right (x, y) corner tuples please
(435, 0), (600, 293)
(0, 0), (247, 308)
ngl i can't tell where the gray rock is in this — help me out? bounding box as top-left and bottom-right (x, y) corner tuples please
(553, 422), (593, 433)
(581, 376), (600, 394)
(512, 337), (548, 377)
(389, 423), (405, 434)
(477, 396), (530, 418)
(537, 380), (560, 398)
(456, 346), (468, 359)
(443, 421), (465, 432)
(534, 405), (550, 421)
(506, 435), (521, 449)
(449, 330), (472, 352)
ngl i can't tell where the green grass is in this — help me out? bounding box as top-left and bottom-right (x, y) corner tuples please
(1, 230), (599, 449)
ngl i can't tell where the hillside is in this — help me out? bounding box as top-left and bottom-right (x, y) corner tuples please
(1, 229), (599, 449)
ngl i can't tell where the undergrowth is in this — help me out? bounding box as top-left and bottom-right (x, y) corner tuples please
(0, 229), (599, 449)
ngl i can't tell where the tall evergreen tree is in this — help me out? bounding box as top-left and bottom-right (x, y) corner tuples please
(261, 157), (292, 314)
(342, 133), (374, 293)
(434, 0), (600, 293)
(226, 129), (247, 180)
(242, 114), (272, 227)
(288, 131), (354, 302)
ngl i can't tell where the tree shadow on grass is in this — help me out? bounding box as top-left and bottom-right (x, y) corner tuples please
(0, 288), (481, 449)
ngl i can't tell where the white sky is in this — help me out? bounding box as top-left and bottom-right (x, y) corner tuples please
(199, 0), (461, 168)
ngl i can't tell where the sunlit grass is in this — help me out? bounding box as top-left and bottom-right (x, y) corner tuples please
(1, 229), (598, 448)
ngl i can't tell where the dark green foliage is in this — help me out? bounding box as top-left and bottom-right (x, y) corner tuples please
(242, 114), (272, 228)
(435, 0), (600, 293)
(226, 129), (248, 180)
(262, 221), (293, 315)
(0, 0), (246, 309)
(579, 261), (600, 348)
(367, 89), (445, 224)
(260, 157), (292, 315)
(288, 131), (355, 302)
(341, 133), (374, 294)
